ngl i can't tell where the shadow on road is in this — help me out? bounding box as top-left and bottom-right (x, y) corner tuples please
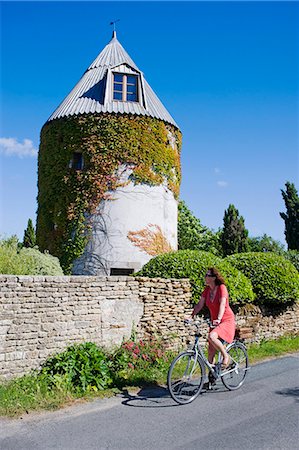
(120, 386), (179, 408)
(119, 382), (224, 408)
(275, 387), (299, 402)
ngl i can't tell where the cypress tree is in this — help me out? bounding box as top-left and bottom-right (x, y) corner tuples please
(280, 182), (299, 250)
(221, 204), (249, 256)
(23, 219), (36, 248)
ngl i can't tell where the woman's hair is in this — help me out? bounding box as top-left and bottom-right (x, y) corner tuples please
(208, 267), (226, 286)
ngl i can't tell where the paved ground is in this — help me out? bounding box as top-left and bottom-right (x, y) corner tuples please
(1, 354), (298, 449)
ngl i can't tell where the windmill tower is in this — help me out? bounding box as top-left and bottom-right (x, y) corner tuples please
(37, 31), (182, 275)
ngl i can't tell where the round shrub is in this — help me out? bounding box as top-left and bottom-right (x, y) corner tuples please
(0, 237), (63, 275)
(137, 250), (255, 304)
(225, 252), (299, 304)
(18, 247), (64, 275)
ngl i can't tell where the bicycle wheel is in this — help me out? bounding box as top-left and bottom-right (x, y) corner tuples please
(167, 351), (205, 404)
(221, 342), (248, 390)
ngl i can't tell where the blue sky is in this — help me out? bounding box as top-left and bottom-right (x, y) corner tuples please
(0, 1), (298, 246)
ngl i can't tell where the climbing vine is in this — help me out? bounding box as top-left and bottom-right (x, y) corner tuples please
(37, 113), (182, 273)
(127, 224), (174, 256)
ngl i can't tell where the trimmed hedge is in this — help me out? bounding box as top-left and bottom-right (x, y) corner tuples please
(137, 250), (255, 304)
(225, 252), (299, 304)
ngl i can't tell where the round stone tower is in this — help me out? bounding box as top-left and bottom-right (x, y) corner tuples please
(37, 32), (182, 275)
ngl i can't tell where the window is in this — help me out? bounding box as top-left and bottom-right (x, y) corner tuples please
(110, 268), (134, 276)
(113, 73), (138, 102)
(69, 152), (84, 170)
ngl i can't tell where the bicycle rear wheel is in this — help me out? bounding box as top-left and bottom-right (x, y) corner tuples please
(221, 342), (248, 390)
(167, 351), (205, 404)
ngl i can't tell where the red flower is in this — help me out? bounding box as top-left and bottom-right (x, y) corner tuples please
(123, 341), (135, 351)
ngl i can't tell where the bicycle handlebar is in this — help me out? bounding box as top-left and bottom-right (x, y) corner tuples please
(184, 318), (214, 328)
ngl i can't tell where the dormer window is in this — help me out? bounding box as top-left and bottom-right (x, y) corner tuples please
(69, 152), (84, 170)
(113, 73), (138, 102)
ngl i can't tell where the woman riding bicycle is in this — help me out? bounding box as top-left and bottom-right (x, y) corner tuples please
(191, 267), (235, 369)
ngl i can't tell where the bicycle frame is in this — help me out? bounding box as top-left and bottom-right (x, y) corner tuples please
(187, 324), (249, 380)
(167, 320), (250, 404)
(190, 332), (220, 378)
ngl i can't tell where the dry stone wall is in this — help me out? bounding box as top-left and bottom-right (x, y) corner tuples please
(235, 303), (299, 343)
(0, 275), (298, 379)
(0, 275), (192, 379)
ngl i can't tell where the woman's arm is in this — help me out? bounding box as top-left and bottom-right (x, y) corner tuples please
(216, 296), (226, 322)
(213, 284), (228, 325)
(191, 295), (205, 318)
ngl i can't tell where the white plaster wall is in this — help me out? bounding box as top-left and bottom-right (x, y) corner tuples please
(73, 172), (178, 275)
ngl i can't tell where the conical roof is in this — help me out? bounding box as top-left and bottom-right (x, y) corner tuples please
(48, 32), (178, 128)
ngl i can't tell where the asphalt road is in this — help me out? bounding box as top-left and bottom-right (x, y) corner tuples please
(1, 355), (298, 450)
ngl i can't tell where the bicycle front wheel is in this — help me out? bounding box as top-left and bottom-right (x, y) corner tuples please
(221, 342), (248, 390)
(167, 351), (205, 404)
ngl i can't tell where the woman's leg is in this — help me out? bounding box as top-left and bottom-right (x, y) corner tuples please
(208, 343), (216, 364)
(208, 331), (229, 365)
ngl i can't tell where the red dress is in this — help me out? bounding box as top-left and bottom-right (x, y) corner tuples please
(203, 284), (235, 343)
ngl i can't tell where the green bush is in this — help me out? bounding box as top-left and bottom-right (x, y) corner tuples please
(137, 250), (255, 304)
(19, 248), (64, 275)
(225, 252), (299, 304)
(41, 342), (113, 393)
(0, 236), (63, 275)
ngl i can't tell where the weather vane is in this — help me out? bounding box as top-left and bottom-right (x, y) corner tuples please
(110, 19), (120, 32)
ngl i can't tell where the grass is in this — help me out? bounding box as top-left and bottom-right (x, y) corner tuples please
(1, 334), (298, 418)
(0, 371), (120, 418)
(247, 334), (299, 363)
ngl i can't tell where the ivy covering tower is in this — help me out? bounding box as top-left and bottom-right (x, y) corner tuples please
(37, 32), (182, 274)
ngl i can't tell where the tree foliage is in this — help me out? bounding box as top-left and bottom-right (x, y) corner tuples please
(22, 219), (36, 248)
(221, 204), (249, 256)
(178, 200), (221, 255)
(248, 233), (285, 255)
(280, 181), (299, 250)
(284, 250), (299, 272)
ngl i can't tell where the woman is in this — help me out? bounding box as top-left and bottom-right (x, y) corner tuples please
(191, 267), (235, 368)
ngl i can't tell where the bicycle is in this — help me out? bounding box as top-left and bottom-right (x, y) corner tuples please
(167, 319), (249, 404)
